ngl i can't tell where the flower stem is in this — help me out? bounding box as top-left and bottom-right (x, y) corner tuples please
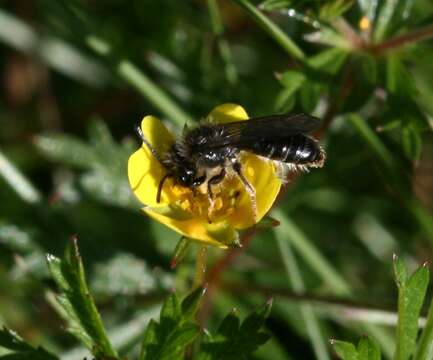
(231, 0), (305, 60)
(193, 244), (208, 288)
(368, 23), (433, 55)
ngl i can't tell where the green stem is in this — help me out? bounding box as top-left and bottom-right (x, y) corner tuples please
(86, 36), (194, 127)
(231, 0), (305, 60)
(194, 244), (208, 288)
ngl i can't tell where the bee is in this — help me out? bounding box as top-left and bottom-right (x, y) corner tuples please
(136, 113), (325, 220)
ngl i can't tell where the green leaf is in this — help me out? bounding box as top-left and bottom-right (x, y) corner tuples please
(374, 0), (399, 41)
(259, 0), (291, 11)
(171, 237), (192, 268)
(196, 301), (272, 359)
(393, 254), (408, 287)
(231, 0), (305, 60)
(357, 336), (381, 360)
(46, 238), (118, 359)
(274, 70), (306, 111)
(401, 122), (422, 161)
(386, 56), (417, 98)
(36, 119), (137, 209)
(331, 340), (358, 360)
(0, 150), (42, 204)
(139, 288), (205, 360)
(307, 48), (348, 75)
(34, 134), (97, 169)
(181, 287), (207, 320)
(374, 0), (414, 41)
(0, 327), (59, 360)
(415, 293), (433, 360)
(394, 258), (429, 360)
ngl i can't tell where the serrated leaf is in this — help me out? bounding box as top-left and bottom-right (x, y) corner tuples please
(218, 311), (240, 338)
(139, 288), (205, 360)
(0, 327), (59, 360)
(140, 320), (159, 360)
(332, 340), (358, 360)
(196, 300), (272, 359)
(0, 328), (34, 352)
(395, 262), (429, 360)
(36, 119), (135, 209)
(46, 238), (117, 359)
(358, 336), (381, 360)
(240, 300), (272, 334)
(158, 323), (200, 359)
(161, 294), (181, 324)
(181, 287), (206, 320)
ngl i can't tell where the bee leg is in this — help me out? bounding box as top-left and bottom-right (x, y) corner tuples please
(232, 161), (257, 222)
(135, 125), (165, 164)
(206, 169), (226, 223)
(156, 173), (172, 203)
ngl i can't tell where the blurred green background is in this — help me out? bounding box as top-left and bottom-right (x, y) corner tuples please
(0, 0), (433, 359)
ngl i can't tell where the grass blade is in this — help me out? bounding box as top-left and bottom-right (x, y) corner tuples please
(273, 208), (350, 296)
(0, 150), (41, 204)
(231, 0), (305, 60)
(275, 228), (331, 360)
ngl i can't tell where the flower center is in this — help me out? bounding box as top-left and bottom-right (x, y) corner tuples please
(165, 176), (243, 222)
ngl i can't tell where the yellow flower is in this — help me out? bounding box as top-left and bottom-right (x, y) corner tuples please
(128, 104), (281, 248)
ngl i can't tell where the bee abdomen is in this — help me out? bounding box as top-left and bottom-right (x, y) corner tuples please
(248, 135), (325, 167)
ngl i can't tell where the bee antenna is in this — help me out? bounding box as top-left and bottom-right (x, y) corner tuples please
(135, 124), (164, 164)
(156, 173), (172, 203)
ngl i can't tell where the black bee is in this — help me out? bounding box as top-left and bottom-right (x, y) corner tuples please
(136, 113), (325, 219)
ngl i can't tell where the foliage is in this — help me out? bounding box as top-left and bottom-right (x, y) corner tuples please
(332, 258), (432, 360)
(0, 0), (433, 359)
(0, 327), (58, 360)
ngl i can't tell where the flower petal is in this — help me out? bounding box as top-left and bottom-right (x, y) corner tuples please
(143, 207), (238, 248)
(127, 116), (175, 207)
(207, 103), (249, 123)
(227, 154), (281, 228)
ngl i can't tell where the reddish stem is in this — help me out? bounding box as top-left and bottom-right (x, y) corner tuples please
(367, 24), (433, 56)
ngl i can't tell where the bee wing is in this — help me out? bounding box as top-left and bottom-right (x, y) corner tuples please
(201, 114), (321, 149)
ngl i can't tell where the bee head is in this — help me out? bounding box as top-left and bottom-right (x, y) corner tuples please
(177, 167), (206, 187)
(178, 167), (195, 186)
